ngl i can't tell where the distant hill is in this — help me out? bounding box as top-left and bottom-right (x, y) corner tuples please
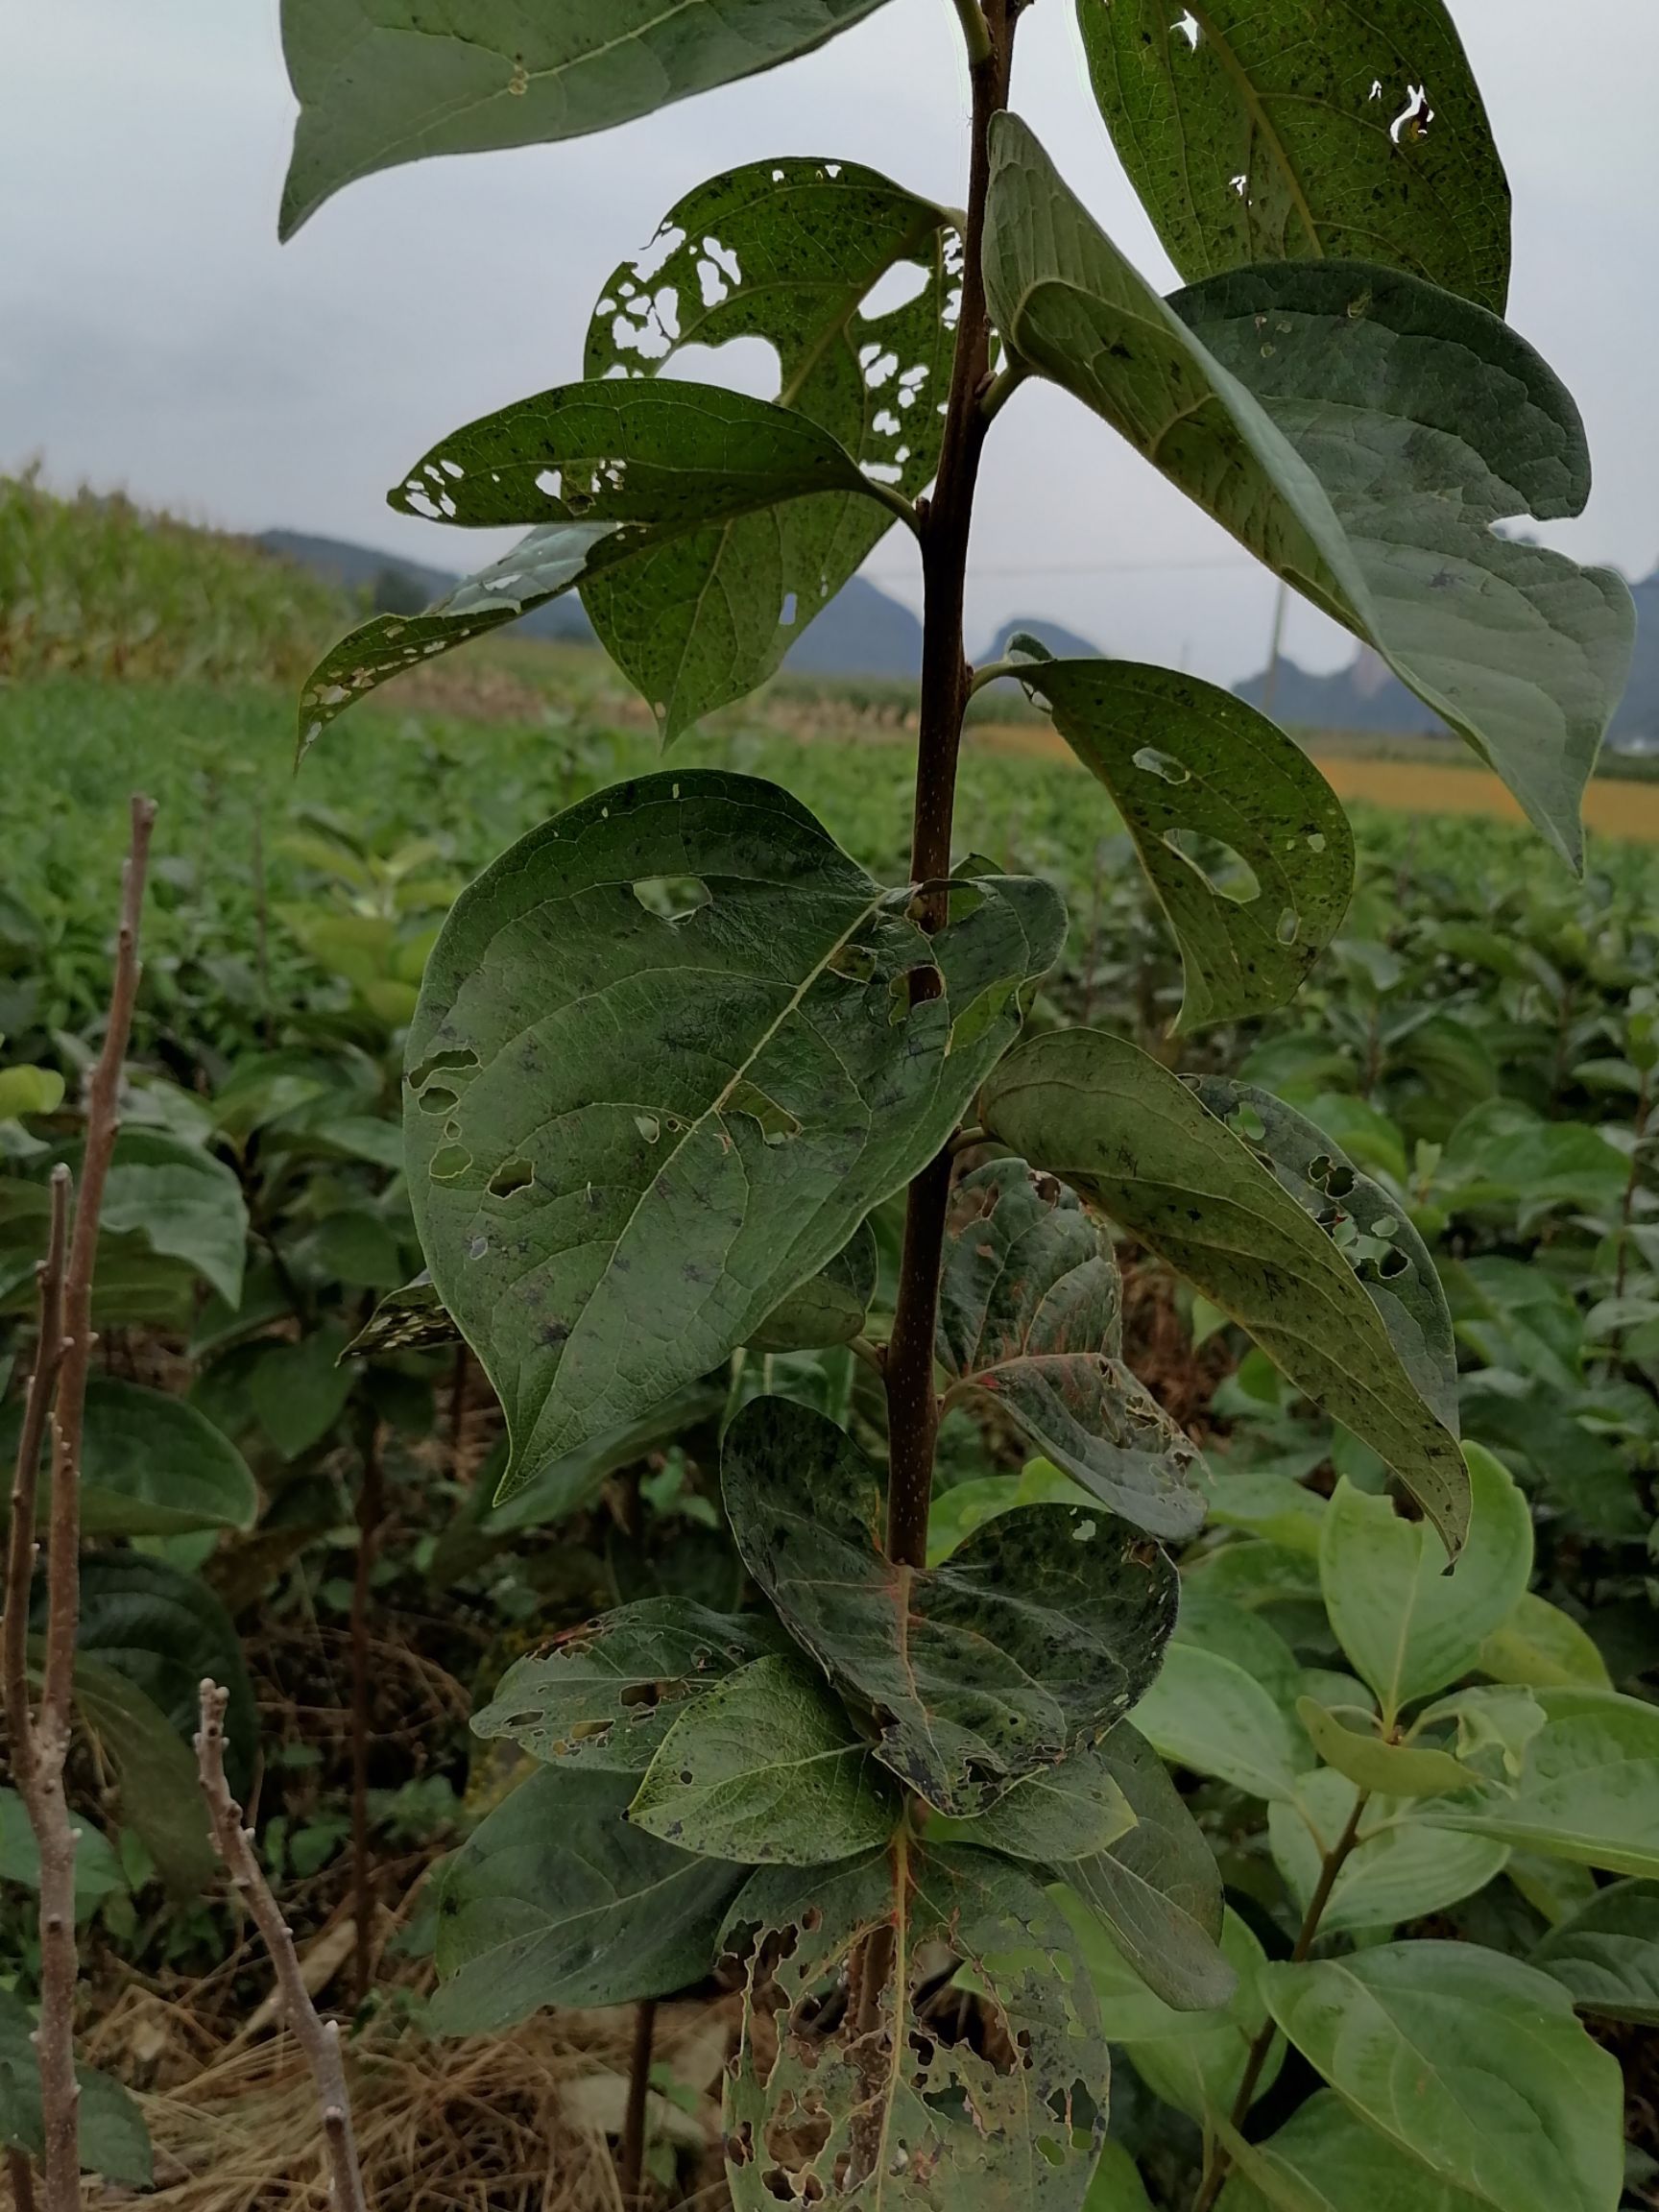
(982, 615), (1105, 664)
(780, 575), (924, 677)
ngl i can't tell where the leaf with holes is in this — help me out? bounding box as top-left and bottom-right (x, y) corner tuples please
(721, 1839), (1106, 2211)
(1261, 1942), (1623, 2212)
(631, 1655), (901, 1863)
(407, 771), (1064, 1500)
(1191, 1076), (1456, 1431)
(1531, 1880), (1659, 2027)
(749, 1217), (878, 1352)
(933, 1735), (1137, 1863)
(431, 1766), (745, 2033)
(278, 0), (897, 236)
(723, 1396), (1178, 1816)
(1076, 0), (1510, 313)
(979, 1029), (1470, 1549)
(1215, 2090), (1500, 2212)
(1066, 1721), (1233, 2011)
(471, 1599), (791, 1774)
(298, 382), (893, 754)
(983, 116), (1634, 866)
(937, 1157), (1204, 1538)
(583, 159), (956, 737)
(1018, 661), (1353, 1029)
(1424, 1688), (1659, 1879)
(1, 1377), (255, 1538)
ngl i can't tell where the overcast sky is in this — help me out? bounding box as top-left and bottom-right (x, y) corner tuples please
(3, 0), (1655, 684)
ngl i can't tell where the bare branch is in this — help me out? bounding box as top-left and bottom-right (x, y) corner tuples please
(2, 1166), (70, 1797)
(195, 1681), (369, 2212)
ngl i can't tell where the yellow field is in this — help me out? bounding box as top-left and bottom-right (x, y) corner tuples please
(971, 723), (1659, 845)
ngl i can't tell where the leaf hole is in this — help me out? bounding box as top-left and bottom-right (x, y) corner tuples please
(858, 260), (930, 321)
(487, 1157), (534, 1200)
(430, 1144), (471, 1183)
(409, 1046), (479, 1090)
(1276, 908), (1300, 946)
(1132, 745), (1191, 785)
(633, 875), (711, 921)
(1161, 828), (1261, 905)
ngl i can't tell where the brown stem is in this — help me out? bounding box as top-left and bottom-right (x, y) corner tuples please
(619, 1998), (658, 2208)
(6, 2147), (36, 2212)
(1190, 1792), (1369, 2212)
(3, 1169), (70, 1797)
(195, 1682), (369, 2212)
(882, 0), (1020, 1573)
(349, 1415), (385, 2010)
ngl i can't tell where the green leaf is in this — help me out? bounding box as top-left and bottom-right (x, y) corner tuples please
(1318, 1445), (1532, 1721)
(722, 1838), (1106, 2211)
(1479, 1592), (1612, 1693)
(1261, 1941), (1623, 2212)
(1076, 0), (1510, 313)
(723, 1396), (1178, 1816)
(1019, 661), (1354, 1029)
(431, 1766), (744, 2033)
(1, 1376), (256, 1538)
(0, 1787), (127, 1913)
(279, 0), (897, 236)
(1532, 1879), (1659, 2027)
(96, 1129), (248, 1307)
(1066, 1721), (1234, 2011)
(926, 1457), (1094, 1566)
(248, 1323), (355, 1459)
(1426, 1687), (1659, 1878)
(68, 1655), (218, 1894)
(472, 1599), (789, 1774)
(983, 115), (1634, 867)
(1294, 1698), (1469, 1797)
(1191, 1077), (1457, 1433)
(407, 772), (1063, 1500)
(1086, 2142), (1155, 2212)
(1215, 2090), (1493, 2212)
(0, 1986), (152, 2185)
(979, 1029), (1469, 1550)
(630, 1654), (900, 1863)
(1268, 1769), (1507, 1936)
(1207, 1472), (1327, 1557)
(748, 1218), (878, 1353)
(1074, 1905), (1277, 2123)
(1420, 1684), (1546, 1785)
(0, 1064), (63, 1118)
(583, 159), (955, 737)
(937, 1157), (1203, 1538)
(934, 1737), (1138, 1863)
(1132, 1641), (1304, 1802)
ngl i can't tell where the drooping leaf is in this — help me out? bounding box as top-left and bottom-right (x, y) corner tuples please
(1018, 661), (1354, 1029)
(1426, 1687), (1659, 1878)
(1075, 0), (1510, 312)
(936, 1157), (1203, 1538)
(721, 1838), (1106, 2210)
(279, 0), (897, 236)
(583, 159), (955, 736)
(1191, 1076), (1457, 1431)
(431, 1766), (744, 2033)
(982, 116), (1634, 866)
(723, 1396), (1178, 1816)
(1268, 1768), (1506, 1936)
(1531, 1879), (1659, 2027)
(1317, 1447), (1532, 1722)
(631, 1654), (899, 1863)
(93, 1129), (248, 1307)
(1065, 1721), (1233, 2011)
(67, 1656), (218, 1894)
(471, 1599), (790, 1774)
(1, 1377), (256, 1538)
(407, 772), (1063, 1500)
(1261, 1941), (1623, 2212)
(1478, 1591), (1612, 1693)
(979, 1029), (1470, 1549)
(345, 1270), (460, 1358)
(1216, 2089), (1495, 2212)
(749, 1218), (878, 1353)
(1132, 1641), (1305, 1802)
(0, 1985), (153, 2185)
(933, 1737), (1137, 1863)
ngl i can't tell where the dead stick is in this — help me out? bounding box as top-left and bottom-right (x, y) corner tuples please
(349, 1415), (385, 2010)
(2, 1168), (69, 1795)
(195, 1681), (369, 2212)
(6, 2145), (37, 2212)
(618, 1999), (657, 2209)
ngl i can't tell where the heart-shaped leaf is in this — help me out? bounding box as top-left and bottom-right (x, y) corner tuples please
(722, 1396), (1178, 1816)
(983, 116), (1634, 866)
(979, 1028), (1470, 1549)
(584, 159), (956, 737)
(1532, 1879), (1659, 2027)
(278, 0), (896, 237)
(721, 1838), (1106, 2211)
(1261, 1941), (1623, 2212)
(1075, 0), (1510, 312)
(1426, 1688), (1659, 1878)
(631, 1654), (900, 1863)
(2, 1377), (255, 1538)
(407, 772), (1063, 1499)
(1017, 661), (1354, 1029)
(937, 1157), (1204, 1538)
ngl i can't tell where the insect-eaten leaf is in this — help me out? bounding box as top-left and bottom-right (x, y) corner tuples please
(405, 771), (1064, 1503)
(345, 1270), (459, 1358)
(472, 1599), (791, 1775)
(720, 1837), (1107, 2211)
(930, 1735), (1137, 1863)
(723, 1396), (1178, 1817)
(749, 1217), (878, 1353)
(431, 1766), (745, 2034)
(584, 158), (957, 738)
(1075, 0), (1511, 314)
(983, 116), (1634, 868)
(980, 1029), (1470, 1551)
(278, 0), (897, 237)
(631, 1654), (902, 1863)
(937, 1157), (1205, 1539)
(1018, 662), (1354, 1029)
